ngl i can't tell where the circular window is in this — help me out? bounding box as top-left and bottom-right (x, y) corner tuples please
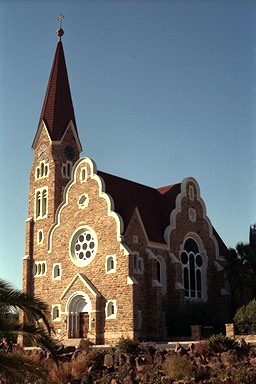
(70, 227), (97, 267)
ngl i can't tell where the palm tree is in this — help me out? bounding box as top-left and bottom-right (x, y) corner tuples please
(0, 279), (59, 383)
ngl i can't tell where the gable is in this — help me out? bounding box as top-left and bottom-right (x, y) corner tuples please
(60, 273), (101, 300)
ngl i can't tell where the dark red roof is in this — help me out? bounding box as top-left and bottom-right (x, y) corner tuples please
(38, 41), (77, 140)
(98, 171), (228, 255)
(98, 171), (181, 243)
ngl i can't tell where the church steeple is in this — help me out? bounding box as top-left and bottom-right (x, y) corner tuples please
(38, 40), (77, 141)
(32, 25), (81, 149)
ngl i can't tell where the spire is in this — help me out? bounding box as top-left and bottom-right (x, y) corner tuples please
(37, 29), (78, 142)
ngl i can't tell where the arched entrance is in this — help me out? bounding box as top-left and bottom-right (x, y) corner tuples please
(66, 291), (91, 338)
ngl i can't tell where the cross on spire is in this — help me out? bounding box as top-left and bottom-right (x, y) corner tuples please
(56, 14), (65, 41)
(57, 14), (64, 29)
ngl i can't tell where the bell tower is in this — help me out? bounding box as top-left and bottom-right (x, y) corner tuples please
(23, 23), (82, 296)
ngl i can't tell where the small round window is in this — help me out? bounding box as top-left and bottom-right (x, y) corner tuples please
(70, 227), (98, 267)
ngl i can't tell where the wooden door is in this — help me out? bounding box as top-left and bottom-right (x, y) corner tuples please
(79, 312), (89, 338)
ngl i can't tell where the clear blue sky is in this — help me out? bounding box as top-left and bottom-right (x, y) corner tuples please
(0, 0), (255, 289)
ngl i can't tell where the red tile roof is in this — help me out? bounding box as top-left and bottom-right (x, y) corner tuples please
(39, 41), (78, 140)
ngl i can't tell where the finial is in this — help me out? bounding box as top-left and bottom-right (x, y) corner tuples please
(56, 14), (65, 41)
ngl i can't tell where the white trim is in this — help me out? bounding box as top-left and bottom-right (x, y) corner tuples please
(35, 160), (49, 180)
(61, 273), (101, 300)
(175, 282), (184, 290)
(133, 252), (144, 274)
(52, 263), (62, 280)
(37, 229), (44, 244)
(221, 288), (229, 296)
(152, 279), (161, 288)
(52, 304), (61, 321)
(179, 235), (208, 302)
(164, 177), (223, 261)
(48, 157), (124, 252)
(33, 261), (47, 277)
(214, 261), (224, 271)
(32, 120), (82, 153)
(146, 248), (157, 260)
(34, 186), (48, 220)
(106, 300), (117, 319)
(133, 235), (138, 243)
(80, 167), (87, 183)
(156, 255), (167, 295)
(78, 193), (89, 209)
(105, 255), (116, 273)
(69, 225), (98, 267)
(23, 254), (30, 260)
(127, 276), (138, 285)
(169, 253), (179, 264)
(62, 160), (73, 178)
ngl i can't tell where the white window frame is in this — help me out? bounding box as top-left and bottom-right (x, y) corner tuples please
(105, 255), (116, 273)
(37, 229), (44, 244)
(106, 300), (117, 319)
(52, 263), (62, 280)
(52, 305), (61, 321)
(133, 235), (138, 243)
(180, 237), (206, 301)
(133, 252), (144, 274)
(156, 256), (167, 295)
(62, 161), (72, 178)
(33, 261), (47, 277)
(189, 185), (195, 200)
(78, 194), (89, 209)
(80, 167), (87, 183)
(35, 187), (48, 220)
(35, 160), (49, 180)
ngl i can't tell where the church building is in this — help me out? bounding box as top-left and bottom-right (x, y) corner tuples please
(22, 27), (229, 345)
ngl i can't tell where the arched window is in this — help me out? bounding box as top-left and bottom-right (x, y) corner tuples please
(53, 264), (61, 279)
(80, 167), (87, 183)
(35, 187), (48, 219)
(52, 305), (60, 321)
(106, 256), (116, 273)
(106, 301), (116, 318)
(181, 238), (203, 299)
(156, 256), (166, 295)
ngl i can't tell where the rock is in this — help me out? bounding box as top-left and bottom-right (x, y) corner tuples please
(77, 338), (93, 351)
(161, 376), (173, 383)
(104, 353), (114, 367)
(175, 343), (186, 355)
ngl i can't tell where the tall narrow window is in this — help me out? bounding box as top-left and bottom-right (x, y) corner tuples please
(181, 238), (203, 300)
(35, 187), (48, 219)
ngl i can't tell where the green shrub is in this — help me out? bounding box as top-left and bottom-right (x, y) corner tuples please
(205, 333), (237, 352)
(117, 336), (139, 354)
(234, 299), (256, 326)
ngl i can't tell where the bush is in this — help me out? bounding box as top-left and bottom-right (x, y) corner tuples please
(117, 336), (139, 354)
(234, 299), (256, 327)
(84, 350), (104, 372)
(163, 354), (195, 380)
(205, 333), (237, 352)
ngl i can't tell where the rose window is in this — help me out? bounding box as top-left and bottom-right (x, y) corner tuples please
(70, 227), (97, 267)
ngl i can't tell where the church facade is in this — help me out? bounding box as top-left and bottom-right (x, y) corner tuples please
(22, 29), (229, 345)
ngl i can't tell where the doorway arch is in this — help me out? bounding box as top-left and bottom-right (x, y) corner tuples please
(66, 291), (91, 338)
